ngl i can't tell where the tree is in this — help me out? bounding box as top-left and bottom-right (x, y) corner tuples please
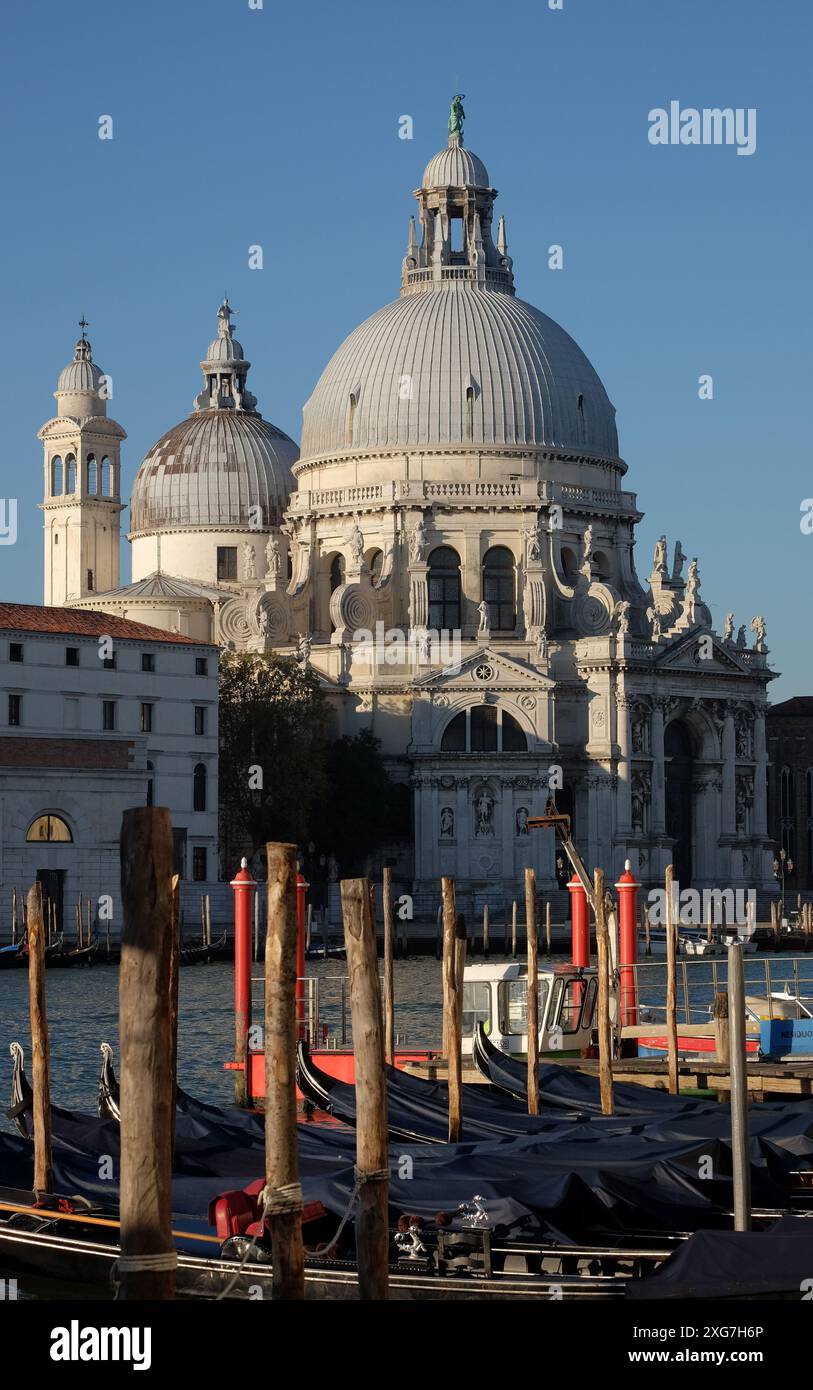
(309, 728), (410, 878)
(218, 651), (327, 873)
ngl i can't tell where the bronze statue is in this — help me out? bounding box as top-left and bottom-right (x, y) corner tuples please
(448, 94), (466, 141)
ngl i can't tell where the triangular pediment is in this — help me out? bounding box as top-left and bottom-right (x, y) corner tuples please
(412, 646), (551, 693)
(654, 629), (753, 675)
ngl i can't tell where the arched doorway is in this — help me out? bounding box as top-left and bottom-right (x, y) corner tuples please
(665, 721), (693, 886)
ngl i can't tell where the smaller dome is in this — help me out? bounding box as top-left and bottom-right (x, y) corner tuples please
(422, 142), (490, 190)
(205, 333), (245, 364)
(57, 336), (104, 394)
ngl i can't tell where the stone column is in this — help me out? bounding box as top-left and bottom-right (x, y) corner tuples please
(430, 779), (440, 881)
(721, 712), (736, 837)
(616, 696), (632, 834)
(408, 563), (429, 631)
(752, 707), (768, 839)
(650, 700), (666, 836)
(456, 778), (470, 881)
(501, 782), (514, 880)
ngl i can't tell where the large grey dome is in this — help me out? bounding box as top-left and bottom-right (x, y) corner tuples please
(130, 299), (299, 534)
(300, 284), (619, 460)
(422, 144), (490, 189)
(130, 411), (298, 534)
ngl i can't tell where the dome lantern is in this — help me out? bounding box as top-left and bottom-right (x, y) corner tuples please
(402, 97), (512, 297)
(194, 297), (257, 413)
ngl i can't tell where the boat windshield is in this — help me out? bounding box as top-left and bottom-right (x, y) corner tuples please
(462, 981), (492, 1037)
(497, 979), (551, 1035)
(549, 975), (597, 1033)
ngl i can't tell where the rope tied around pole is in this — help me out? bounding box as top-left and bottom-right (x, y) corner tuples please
(110, 1249), (178, 1298)
(115, 1250), (178, 1273)
(259, 1180), (304, 1216)
(311, 1167), (390, 1261)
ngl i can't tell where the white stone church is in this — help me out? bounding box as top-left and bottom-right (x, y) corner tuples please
(38, 107), (776, 909)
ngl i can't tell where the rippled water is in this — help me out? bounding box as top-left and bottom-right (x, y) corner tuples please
(0, 953), (544, 1131)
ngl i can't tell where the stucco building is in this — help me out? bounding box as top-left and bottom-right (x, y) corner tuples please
(0, 604), (218, 933)
(39, 109), (777, 911)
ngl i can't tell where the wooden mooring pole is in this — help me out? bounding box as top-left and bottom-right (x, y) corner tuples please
(511, 899), (517, 957)
(341, 877), (389, 1300)
(265, 842), (305, 1299)
(482, 903), (489, 959)
(382, 866), (395, 1066)
(728, 942), (751, 1231)
(665, 864), (679, 1096)
(525, 868), (540, 1116)
(594, 870), (614, 1117)
(442, 877), (463, 1142)
(545, 900), (551, 957)
(169, 874), (180, 1165)
(26, 883), (52, 1196)
(119, 807), (176, 1299)
(11, 887), (17, 945)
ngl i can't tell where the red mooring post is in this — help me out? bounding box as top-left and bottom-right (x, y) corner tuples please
(231, 858), (256, 1106)
(568, 874), (590, 969)
(296, 872), (308, 1039)
(616, 860), (639, 1040)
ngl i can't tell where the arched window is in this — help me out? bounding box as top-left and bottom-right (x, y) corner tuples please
(428, 546), (461, 631)
(51, 456), (63, 495)
(193, 762), (207, 813)
(482, 547), (516, 631)
(26, 814), (72, 842)
(330, 554), (345, 592)
(101, 456), (112, 496)
(65, 455), (77, 494)
(560, 545), (579, 581)
(346, 391), (358, 446)
(86, 454), (97, 494)
(592, 550), (610, 582)
(367, 549), (384, 587)
(465, 384), (475, 442)
(781, 766), (795, 819)
(146, 760), (154, 808)
(780, 765), (796, 861)
(441, 706), (527, 753)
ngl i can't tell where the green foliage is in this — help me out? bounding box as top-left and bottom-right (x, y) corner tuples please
(218, 651), (328, 867)
(309, 728), (410, 877)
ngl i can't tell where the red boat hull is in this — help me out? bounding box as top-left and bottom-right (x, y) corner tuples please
(226, 1047), (435, 1102)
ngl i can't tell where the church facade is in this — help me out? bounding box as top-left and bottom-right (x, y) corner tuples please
(39, 107), (777, 909)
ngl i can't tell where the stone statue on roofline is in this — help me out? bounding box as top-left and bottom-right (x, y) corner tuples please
(653, 535), (668, 574)
(448, 94), (466, 141)
(265, 534), (281, 578)
(348, 517), (365, 566)
(751, 615), (767, 652)
(723, 612), (734, 643)
(613, 600), (631, 635)
(409, 515), (428, 563)
(672, 540), (686, 583)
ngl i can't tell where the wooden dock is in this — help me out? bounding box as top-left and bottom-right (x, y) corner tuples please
(405, 1054), (813, 1100)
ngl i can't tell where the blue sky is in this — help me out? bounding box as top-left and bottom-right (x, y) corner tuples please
(1, 0), (809, 697)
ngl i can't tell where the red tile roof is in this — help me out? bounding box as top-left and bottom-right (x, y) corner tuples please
(0, 602), (213, 646)
(768, 697), (813, 718)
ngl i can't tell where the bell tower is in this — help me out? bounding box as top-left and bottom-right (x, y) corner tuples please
(38, 321), (126, 606)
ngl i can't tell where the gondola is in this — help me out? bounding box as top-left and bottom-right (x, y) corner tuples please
(180, 932), (228, 966)
(0, 1181), (654, 1299)
(0, 937), (67, 969)
(0, 942), (23, 970)
(304, 944), (347, 961)
(97, 1043), (120, 1123)
(47, 939), (99, 969)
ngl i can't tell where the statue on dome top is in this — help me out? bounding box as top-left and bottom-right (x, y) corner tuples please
(448, 94), (466, 142)
(217, 298), (235, 335)
(672, 540), (686, 582)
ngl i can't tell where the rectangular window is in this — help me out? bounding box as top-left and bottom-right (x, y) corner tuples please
(102, 652), (116, 670)
(140, 702), (153, 733)
(9, 643), (22, 663)
(192, 847), (208, 882)
(194, 706), (206, 736)
(172, 829), (187, 880)
(65, 646), (79, 667)
(462, 982), (492, 1038)
(195, 657), (208, 676)
(217, 546), (237, 582)
(102, 700), (116, 731)
(8, 693), (21, 726)
(141, 652), (155, 673)
(87, 569), (94, 592)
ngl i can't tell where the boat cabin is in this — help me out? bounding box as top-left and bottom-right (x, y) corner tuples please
(462, 961), (598, 1057)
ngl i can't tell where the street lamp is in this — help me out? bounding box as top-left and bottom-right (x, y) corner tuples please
(772, 848), (794, 925)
